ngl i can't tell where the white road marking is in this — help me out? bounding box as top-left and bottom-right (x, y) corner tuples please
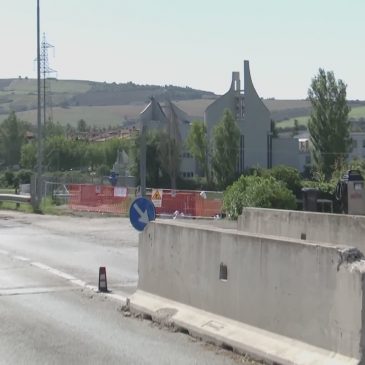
(2, 253), (128, 304)
(13, 256), (30, 262)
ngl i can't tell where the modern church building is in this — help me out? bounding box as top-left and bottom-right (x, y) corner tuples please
(205, 60), (272, 173)
(137, 60), (311, 179)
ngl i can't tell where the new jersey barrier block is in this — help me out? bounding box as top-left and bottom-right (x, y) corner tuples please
(129, 220), (365, 365)
(238, 207), (365, 252)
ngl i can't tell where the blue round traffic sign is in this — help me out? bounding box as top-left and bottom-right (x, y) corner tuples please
(129, 197), (156, 231)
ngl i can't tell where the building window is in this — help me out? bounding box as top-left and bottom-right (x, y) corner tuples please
(299, 139), (309, 153)
(305, 155), (311, 165)
(352, 139), (358, 150)
(182, 152), (192, 158)
(181, 172), (194, 178)
(362, 140), (365, 148)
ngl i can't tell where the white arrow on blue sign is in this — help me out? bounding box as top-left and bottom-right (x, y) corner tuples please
(129, 197), (156, 231)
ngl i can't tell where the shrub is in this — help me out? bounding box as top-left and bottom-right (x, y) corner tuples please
(267, 165), (302, 197)
(223, 175), (297, 219)
(4, 171), (15, 187)
(17, 169), (33, 184)
(96, 164), (111, 177)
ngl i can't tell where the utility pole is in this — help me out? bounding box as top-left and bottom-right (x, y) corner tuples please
(139, 122), (146, 197)
(35, 0), (42, 211)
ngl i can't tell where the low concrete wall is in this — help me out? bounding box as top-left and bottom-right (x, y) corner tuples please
(238, 208), (365, 251)
(135, 220), (365, 363)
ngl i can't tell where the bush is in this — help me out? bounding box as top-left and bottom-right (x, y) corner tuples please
(244, 165), (302, 197)
(267, 165), (302, 197)
(4, 171), (15, 187)
(96, 164), (111, 177)
(17, 169), (33, 184)
(223, 175), (297, 219)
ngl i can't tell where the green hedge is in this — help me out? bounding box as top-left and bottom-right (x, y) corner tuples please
(223, 175), (297, 219)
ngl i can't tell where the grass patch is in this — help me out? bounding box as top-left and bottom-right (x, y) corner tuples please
(349, 106), (365, 119)
(0, 188), (15, 194)
(5, 79), (92, 94)
(0, 105), (143, 127)
(0, 201), (33, 213)
(276, 106), (365, 129)
(276, 116), (309, 129)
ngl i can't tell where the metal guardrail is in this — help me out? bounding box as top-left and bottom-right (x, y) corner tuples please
(0, 194), (31, 203)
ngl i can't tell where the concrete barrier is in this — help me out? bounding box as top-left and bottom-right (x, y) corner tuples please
(129, 220), (365, 365)
(238, 208), (365, 251)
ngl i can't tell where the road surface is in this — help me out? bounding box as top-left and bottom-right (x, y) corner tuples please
(0, 211), (257, 364)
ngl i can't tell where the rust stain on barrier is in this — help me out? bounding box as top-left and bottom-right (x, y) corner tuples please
(202, 320), (225, 331)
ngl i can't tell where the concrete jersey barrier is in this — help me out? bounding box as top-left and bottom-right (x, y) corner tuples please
(238, 208), (365, 251)
(129, 220), (365, 365)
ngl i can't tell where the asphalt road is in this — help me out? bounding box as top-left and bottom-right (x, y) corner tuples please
(0, 212), (139, 296)
(0, 211), (256, 365)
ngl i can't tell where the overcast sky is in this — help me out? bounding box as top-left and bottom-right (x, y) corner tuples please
(2, 0), (364, 99)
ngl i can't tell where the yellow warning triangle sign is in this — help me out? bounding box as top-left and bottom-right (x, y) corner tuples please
(152, 190), (161, 200)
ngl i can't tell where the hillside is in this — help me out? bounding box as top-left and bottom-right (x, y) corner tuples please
(0, 78), (364, 128)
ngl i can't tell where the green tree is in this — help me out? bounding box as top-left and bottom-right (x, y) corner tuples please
(129, 131), (171, 188)
(44, 136), (86, 171)
(44, 119), (65, 137)
(77, 119), (87, 133)
(20, 143), (37, 169)
(268, 165), (302, 197)
(308, 68), (351, 178)
(292, 119), (300, 137)
(0, 112), (30, 167)
(158, 131), (181, 189)
(211, 109), (240, 189)
(187, 120), (209, 181)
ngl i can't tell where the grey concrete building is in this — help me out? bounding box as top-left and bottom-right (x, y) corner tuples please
(205, 60), (271, 172)
(138, 97), (198, 180)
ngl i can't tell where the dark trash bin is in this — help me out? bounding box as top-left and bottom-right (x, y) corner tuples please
(302, 188), (319, 212)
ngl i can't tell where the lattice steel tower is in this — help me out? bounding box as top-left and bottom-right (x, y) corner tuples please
(40, 33), (57, 125)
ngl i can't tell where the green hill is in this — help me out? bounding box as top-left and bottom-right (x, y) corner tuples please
(0, 78), (217, 126)
(0, 78), (364, 129)
(276, 105), (365, 131)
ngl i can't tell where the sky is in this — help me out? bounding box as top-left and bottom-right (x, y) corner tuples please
(2, 0), (364, 99)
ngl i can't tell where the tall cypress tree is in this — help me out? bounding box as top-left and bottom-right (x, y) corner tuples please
(212, 109), (240, 189)
(308, 69), (351, 178)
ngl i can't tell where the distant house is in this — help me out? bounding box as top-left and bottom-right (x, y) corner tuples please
(138, 97), (197, 179)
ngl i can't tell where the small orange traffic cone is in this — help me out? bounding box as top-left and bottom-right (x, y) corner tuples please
(98, 266), (108, 292)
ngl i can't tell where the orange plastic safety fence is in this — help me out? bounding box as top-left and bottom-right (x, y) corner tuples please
(67, 185), (223, 217)
(68, 184), (132, 215)
(147, 190), (222, 218)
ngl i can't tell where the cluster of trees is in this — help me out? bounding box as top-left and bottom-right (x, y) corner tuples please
(20, 135), (130, 174)
(187, 109), (240, 190)
(0, 113), (131, 177)
(0, 112), (31, 167)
